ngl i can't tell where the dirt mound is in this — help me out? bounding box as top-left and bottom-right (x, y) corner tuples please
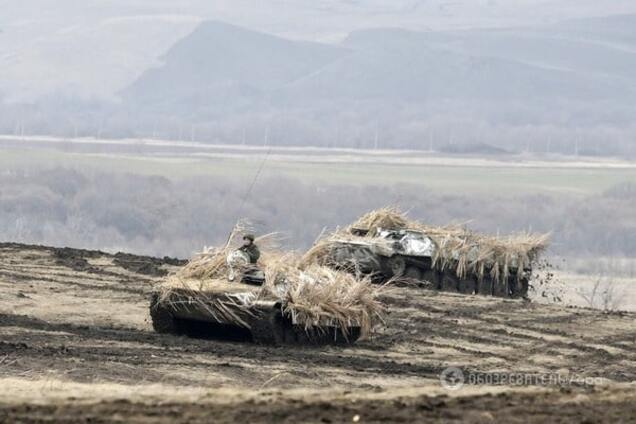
(1, 243), (186, 277)
(114, 252), (186, 277)
(53, 247), (103, 273)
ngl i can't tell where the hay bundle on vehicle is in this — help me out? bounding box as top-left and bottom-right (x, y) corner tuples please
(431, 230), (549, 284)
(350, 207), (409, 234)
(152, 228), (384, 344)
(299, 230), (348, 269)
(350, 207), (470, 240)
(262, 256), (383, 336)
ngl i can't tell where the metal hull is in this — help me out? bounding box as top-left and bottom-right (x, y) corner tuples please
(149, 289), (361, 345)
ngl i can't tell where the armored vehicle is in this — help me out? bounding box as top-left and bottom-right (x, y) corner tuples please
(322, 227), (531, 299)
(149, 279), (363, 345)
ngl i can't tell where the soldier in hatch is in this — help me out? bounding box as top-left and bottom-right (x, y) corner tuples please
(239, 234), (260, 264)
(227, 234), (260, 282)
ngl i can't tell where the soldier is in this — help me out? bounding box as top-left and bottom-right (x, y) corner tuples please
(239, 233), (260, 264)
(227, 234), (261, 282)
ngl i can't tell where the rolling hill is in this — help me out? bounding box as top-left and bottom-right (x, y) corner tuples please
(124, 15), (636, 122)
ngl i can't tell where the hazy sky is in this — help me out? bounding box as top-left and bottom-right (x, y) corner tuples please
(1, 1), (636, 101)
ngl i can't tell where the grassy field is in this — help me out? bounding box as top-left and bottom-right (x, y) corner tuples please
(2, 140), (636, 195)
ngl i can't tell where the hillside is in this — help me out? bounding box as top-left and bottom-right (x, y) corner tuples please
(117, 14), (636, 155)
(4, 11), (636, 153)
(126, 16), (636, 110)
(124, 21), (347, 111)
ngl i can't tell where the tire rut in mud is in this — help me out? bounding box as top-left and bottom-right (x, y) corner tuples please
(1, 387), (635, 424)
(0, 312), (445, 382)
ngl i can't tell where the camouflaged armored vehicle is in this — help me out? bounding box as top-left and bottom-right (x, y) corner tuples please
(304, 209), (548, 299)
(149, 279), (362, 345)
(148, 233), (382, 346)
(325, 228), (529, 298)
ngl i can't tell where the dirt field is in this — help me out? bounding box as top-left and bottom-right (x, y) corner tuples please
(1, 243), (635, 423)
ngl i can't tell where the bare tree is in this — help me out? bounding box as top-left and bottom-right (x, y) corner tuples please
(575, 276), (625, 311)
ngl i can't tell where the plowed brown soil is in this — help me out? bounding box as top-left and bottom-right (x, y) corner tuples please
(0, 243), (634, 423)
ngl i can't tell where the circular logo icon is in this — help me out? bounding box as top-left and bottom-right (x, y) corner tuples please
(440, 367), (465, 390)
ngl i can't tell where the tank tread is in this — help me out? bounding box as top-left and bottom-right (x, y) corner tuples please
(149, 295), (362, 345)
(149, 293), (182, 335)
(419, 272), (528, 298)
(284, 324), (361, 345)
(255, 309), (361, 345)
(380, 258), (528, 299)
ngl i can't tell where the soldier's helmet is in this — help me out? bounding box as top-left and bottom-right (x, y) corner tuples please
(243, 234), (255, 242)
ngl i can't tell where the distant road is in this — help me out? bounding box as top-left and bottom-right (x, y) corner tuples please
(1, 134), (635, 170)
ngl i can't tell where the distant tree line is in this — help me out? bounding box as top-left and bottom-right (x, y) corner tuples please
(0, 168), (634, 264)
(1, 99), (635, 159)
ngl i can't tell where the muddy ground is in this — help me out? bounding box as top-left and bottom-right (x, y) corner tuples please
(0, 243), (634, 423)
